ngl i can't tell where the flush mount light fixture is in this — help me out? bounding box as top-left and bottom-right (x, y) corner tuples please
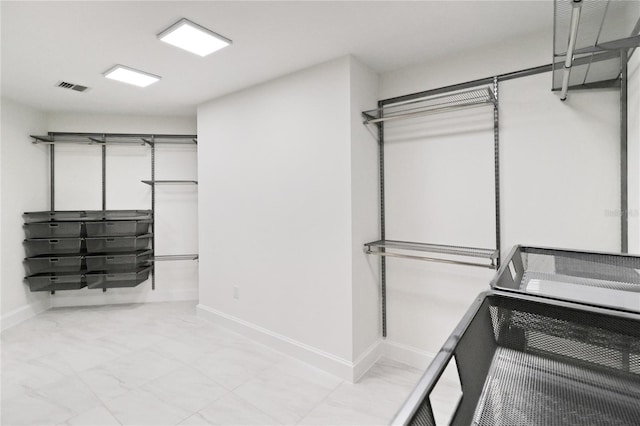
(158, 18), (231, 57)
(103, 65), (161, 87)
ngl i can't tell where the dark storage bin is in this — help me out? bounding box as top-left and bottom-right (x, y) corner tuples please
(23, 222), (83, 239)
(23, 211), (87, 223)
(491, 246), (640, 314)
(23, 210), (152, 223)
(85, 220), (152, 237)
(26, 273), (86, 292)
(24, 238), (83, 257)
(86, 266), (152, 289)
(393, 292), (640, 426)
(85, 234), (152, 253)
(85, 250), (153, 272)
(24, 255), (83, 275)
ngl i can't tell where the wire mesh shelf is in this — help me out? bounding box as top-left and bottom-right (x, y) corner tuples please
(364, 240), (498, 269)
(552, 0), (640, 91)
(141, 180), (198, 185)
(31, 133), (197, 146)
(362, 86), (496, 125)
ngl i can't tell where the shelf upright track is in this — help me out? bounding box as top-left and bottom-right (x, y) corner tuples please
(621, 49), (628, 253)
(493, 76), (501, 268)
(50, 141), (55, 211)
(377, 100), (387, 337)
(363, 84), (501, 337)
(151, 135), (156, 290)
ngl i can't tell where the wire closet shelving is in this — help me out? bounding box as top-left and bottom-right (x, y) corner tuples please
(28, 132), (200, 291)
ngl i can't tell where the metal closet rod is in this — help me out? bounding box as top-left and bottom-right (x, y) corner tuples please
(560, 0), (584, 101)
(380, 50), (618, 108)
(364, 240), (498, 269)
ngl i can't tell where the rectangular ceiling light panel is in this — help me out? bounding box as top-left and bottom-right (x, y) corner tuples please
(103, 65), (161, 87)
(158, 18), (231, 57)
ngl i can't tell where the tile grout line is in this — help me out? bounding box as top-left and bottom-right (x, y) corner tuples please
(293, 378), (345, 425)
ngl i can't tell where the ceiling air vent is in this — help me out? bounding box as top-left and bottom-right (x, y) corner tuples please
(56, 81), (89, 93)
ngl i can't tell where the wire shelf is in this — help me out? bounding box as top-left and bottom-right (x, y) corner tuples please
(552, 0), (639, 91)
(362, 86), (495, 124)
(364, 239), (498, 269)
(31, 133), (197, 146)
(141, 180), (198, 185)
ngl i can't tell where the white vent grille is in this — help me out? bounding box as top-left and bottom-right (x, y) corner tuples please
(56, 81), (89, 92)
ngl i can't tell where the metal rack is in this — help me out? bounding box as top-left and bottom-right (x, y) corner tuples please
(363, 81), (500, 337)
(29, 132), (199, 291)
(362, 87), (496, 124)
(553, 0), (640, 99)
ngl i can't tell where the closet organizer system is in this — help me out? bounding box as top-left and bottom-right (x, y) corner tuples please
(364, 0), (640, 338)
(23, 133), (198, 293)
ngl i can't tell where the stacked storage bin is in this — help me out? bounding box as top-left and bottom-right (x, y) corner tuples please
(23, 211), (153, 292)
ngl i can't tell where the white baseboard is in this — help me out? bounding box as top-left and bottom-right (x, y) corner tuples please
(1, 298), (51, 331)
(51, 288), (198, 308)
(353, 339), (385, 382)
(197, 304), (383, 383)
(384, 339), (435, 370)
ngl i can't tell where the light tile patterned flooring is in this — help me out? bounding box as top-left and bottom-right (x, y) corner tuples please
(1, 302), (422, 425)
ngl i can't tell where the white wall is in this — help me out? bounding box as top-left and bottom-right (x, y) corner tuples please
(380, 31), (551, 101)
(197, 56), (380, 380)
(379, 31), (621, 361)
(629, 49), (640, 254)
(44, 113), (198, 307)
(1, 98), (51, 329)
(349, 58), (382, 367)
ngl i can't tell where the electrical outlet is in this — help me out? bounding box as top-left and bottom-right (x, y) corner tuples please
(233, 286), (239, 299)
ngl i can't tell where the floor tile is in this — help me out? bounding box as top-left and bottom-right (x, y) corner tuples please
(298, 399), (388, 426)
(176, 413), (212, 425)
(145, 337), (209, 363)
(57, 338), (128, 372)
(1, 354), (76, 399)
(191, 346), (282, 391)
(104, 388), (190, 426)
(142, 366), (228, 413)
(34, 376), (102, 419)
(232, 358), (341, 424)
(65, 405), (122, 425)
(194, 393), (281, 425)
(1, 302), (423, 426)
(80, 349), (182, 401)
(1, 389), (75, 426)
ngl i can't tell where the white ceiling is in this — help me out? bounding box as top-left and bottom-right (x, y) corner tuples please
(1, 1), (552, 116)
